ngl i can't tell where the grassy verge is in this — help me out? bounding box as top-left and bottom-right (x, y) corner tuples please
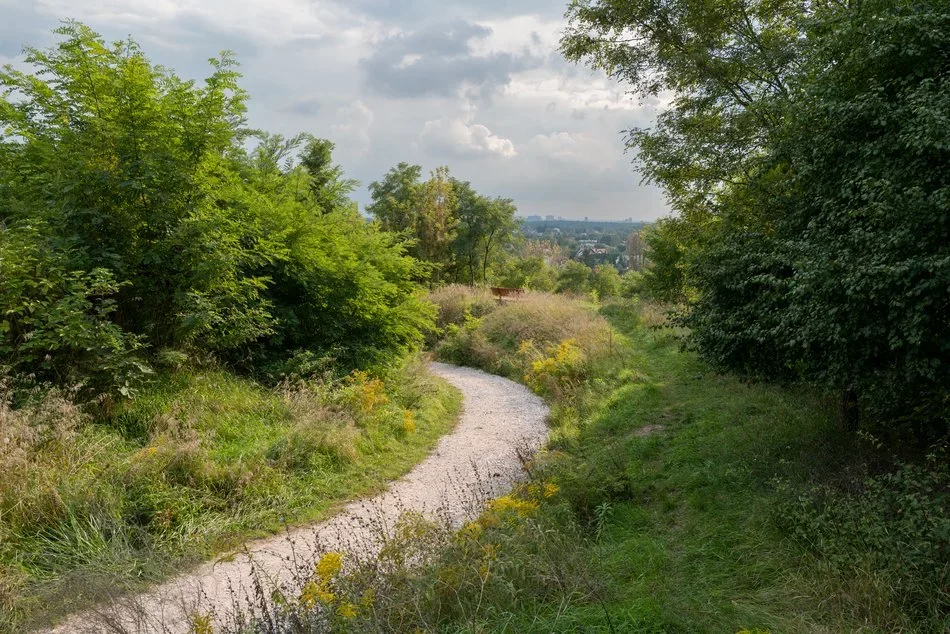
(212, 291), (947, 633)
(0, 358), (461, 632)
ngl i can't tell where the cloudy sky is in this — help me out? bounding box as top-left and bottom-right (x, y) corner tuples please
(1, 0), (670, 220)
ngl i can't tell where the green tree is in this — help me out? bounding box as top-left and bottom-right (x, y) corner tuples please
(366, 162), (423, 234)
(452, 179), (520, 285)
(0, 23), (436, 389)
(556, 261), (592, 295)
(590, 265), (621, 300)
(565, 0), (950, 432)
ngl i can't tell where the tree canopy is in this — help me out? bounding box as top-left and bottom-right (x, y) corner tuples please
(0, 22), (433, 392)
(564, 0), (950, 434)
(366, 163), (520, 286)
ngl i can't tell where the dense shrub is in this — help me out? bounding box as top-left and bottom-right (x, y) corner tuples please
(437, 293), (616, 402)
(425, 285), (497, 330)
(492, 255), (558, 292)
(555, 260), (593, 295)
(783, 452), (950, 624)
(0, 23), (432, 393)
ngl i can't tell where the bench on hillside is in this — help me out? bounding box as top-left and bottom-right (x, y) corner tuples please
(490, 286), (525, 301)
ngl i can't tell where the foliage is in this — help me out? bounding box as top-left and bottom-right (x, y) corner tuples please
(366, 164), (520, 286)
(0, 23), (432, 394)
(564, 0), (950, 433)
(492, 254), (558, 291)
(555, 260), (593, 295)
(782, 450), (950, 623)
(589, 265), (621, 300)
(0, 224), (148, 393)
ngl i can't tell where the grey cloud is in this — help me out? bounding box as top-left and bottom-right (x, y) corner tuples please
(285, 98), (322, 116)
(170, 13), (259, 60)
(341, 0), (565, 24)
(0, 5), (60, 57)
(359, 21), (539, 100)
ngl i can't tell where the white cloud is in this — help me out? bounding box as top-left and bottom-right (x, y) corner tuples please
(330, 100), (374, 156)
(529, 131), (615, 168)
(420, 116), (516, 159)
(3, 0), (671, 220)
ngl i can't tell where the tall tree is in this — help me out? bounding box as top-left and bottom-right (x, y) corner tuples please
(415, 166), (458, 285)
(366, 162), (423, 234)
(564, 0), (950, 432)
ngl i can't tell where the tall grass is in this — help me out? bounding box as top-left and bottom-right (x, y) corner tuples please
(0, 359), (461, 633)
(214, 296), (948, 633)
(426, 285), (497, 331)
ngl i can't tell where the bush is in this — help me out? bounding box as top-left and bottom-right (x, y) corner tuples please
(782, 452), (950, 624)
(589, 265), (621, 300)
(477, 293), (611, 355)
(426, 285), (497, 330)
(492, 255), (558, 292)
(0, 225), (148, 395)
(0, 23), (434, 395)
(437, 293), (616, 405)
(555, 261), (592, 295)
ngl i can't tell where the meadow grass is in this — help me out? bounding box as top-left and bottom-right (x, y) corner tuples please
(0, 359), (461, 633)
(219, 294), (946, 633)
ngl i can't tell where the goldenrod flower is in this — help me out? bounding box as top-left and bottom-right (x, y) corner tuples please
(337, 600), (358, 619)
(316, 551), (343, 580)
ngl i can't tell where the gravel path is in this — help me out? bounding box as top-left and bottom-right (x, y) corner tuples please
(48, 362), (549, 633)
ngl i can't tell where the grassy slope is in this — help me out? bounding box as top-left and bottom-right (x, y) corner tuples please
(432, 294), (932, 633)
(532, 303), (922, 633)
(203, 293), (943, 633)
(578, 306), (838, 632)
(2, 361), (461, 632)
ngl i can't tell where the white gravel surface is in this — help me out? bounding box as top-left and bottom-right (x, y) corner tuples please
(47, 362), (549, 633)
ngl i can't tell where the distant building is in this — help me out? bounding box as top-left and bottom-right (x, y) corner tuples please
(526, 215), (543, 221)
(545, 215), (555, 221)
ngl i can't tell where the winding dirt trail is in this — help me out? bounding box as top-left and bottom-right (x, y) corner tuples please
(49, 362), (549, 633)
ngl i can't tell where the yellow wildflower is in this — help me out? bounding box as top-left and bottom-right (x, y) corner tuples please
(336, 600), (358, 619)
(360, 587), (376, 609)
(402, 409), (416, 434)
(188, 613), (213, 634)
(542, 482), (559, 498)
(299, 580), (319, 609)
(316, 584), (336, 604)
(488, 494), (538, 518)
(316, 551), (343, 580)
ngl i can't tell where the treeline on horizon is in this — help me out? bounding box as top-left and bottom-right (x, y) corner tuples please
(564, 0), (949, 438)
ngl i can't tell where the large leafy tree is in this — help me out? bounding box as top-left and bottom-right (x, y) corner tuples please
(367, 164), (520, 287)
(452, 179), (519, 285)
(564, 0), (950, 432)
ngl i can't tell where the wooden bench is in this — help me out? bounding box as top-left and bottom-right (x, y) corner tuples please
(490, 287), (525, 302)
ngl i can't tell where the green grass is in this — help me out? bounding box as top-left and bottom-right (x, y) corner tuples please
(206, 295), (945, 633)
(0, 359), (461, 632)
(420, 296), (946, 632)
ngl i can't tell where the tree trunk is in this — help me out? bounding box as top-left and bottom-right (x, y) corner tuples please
(839, 388), (859, 431)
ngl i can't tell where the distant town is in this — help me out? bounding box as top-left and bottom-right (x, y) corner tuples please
(519, 216), (649, 272)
